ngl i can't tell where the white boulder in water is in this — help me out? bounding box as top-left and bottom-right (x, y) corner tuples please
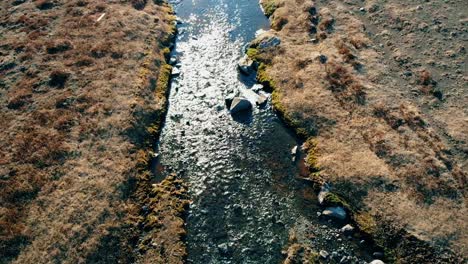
(238, 54), (256, 75)
(322, 206), (347, 220)
(230, 97), (252, 114)
(171, 67), (181, 76)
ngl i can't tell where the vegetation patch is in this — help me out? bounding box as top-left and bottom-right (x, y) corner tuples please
(261, 0), (278, 17)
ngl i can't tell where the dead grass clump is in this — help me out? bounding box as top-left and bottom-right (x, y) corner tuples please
(271, 15), (288, 31)
(90, 43), (111, 58)
(131, 0), (147, 10)
(350, 83), (366, 105)
(13, 128), (68, 167)
(49, 70), (70, 87)
(76, 0), (88, 7)
(261, 0), (278, 17)
(318, 16), (334, 32)
(318, 31), (327, 40)
(337, 42), (355, 62)
(350, 37), (368, 49)
(35, 0), (55, 10)
(326, 63), (353, 92)
(7, 88), (32, 110)
(53, 110), (76, 131)
(46, 39), (73, 54)
(417, 70), (435, 86)
(73, 56), (95, 67)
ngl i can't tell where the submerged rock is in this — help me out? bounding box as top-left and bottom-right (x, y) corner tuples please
(322, 206), (347, 220)
(370, 260), (385, 264)
(169, 56), (177, 65)
(230, 97), (252, 114)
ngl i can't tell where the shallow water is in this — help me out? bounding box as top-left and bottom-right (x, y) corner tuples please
(156, 1), (371, 263)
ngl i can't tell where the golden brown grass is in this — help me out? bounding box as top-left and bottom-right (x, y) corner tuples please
(0, 0), (181, 262)
(256, 0), (467, 261)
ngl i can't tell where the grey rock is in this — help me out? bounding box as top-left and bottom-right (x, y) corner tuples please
(251, 84), (264, 92)
(318, 186), (330, 204)
(230, 97), (252, 114)
(171, 67), (181, 76)
(238, 54), (256, 75)
(169, 56), (177, 65)
(225, 93), (237, 109)
(258, 36), (281, 49)
(340, 224), (355, 235)
(291, 146), (298, 156)
(256, 94), (268, 106)
(369, 260), (385, 264)
(319, 250), (329, 258)
(322, 206), (347, 220)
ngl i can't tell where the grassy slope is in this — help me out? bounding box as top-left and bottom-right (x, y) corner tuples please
(254, 0), (466, 262)
(0, 0), (186, 263)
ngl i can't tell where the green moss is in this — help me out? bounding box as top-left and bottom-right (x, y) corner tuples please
(156, 63), (172, 100)
(257, 63), (275, 90)
(303, 138), (319, 171)
(246, 48), (259, 60)
(261, 0), (278, 17)
(323, 192), (352, 210)
(307, 251), (320, 263)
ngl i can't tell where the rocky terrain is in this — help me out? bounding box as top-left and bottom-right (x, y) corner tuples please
(0, 0), (185, 263)
(249, 0), (467, 262)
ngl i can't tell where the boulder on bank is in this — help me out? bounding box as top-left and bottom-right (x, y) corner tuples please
(225, 93), (237, 109)
(171, 67), (181, 76)
(251, 84), (264, 92)
(322, 206), (347, 220)
(258, 35), (281, 49)
(238, 54), (257, 75)
(169, 56), (177, 65)
(317, 186), (330, 205)
(256, 93), (268, 106)
(340, 224), (355, 235)
(230, 97), (252, 114)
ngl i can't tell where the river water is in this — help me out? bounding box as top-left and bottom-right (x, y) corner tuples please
(156, 0), (372, 263)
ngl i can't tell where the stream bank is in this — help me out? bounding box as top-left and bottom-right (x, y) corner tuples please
(152, 0), (379, 263)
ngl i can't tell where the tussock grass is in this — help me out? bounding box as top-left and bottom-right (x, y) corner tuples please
(256, 0), (466, 261)
(0, 0), (183, 262)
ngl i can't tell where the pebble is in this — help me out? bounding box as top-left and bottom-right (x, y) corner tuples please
(340, 224), (355, 235)
(319, 249), (329, 258)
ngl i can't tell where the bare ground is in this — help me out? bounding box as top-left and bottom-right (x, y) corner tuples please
(255, 0), (467, 262)
(0, 0), (185, 263)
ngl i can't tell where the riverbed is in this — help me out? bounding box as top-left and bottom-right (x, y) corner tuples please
(155, 0), (372, 263)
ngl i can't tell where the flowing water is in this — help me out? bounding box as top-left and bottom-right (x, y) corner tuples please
(156, 1), (373, 263)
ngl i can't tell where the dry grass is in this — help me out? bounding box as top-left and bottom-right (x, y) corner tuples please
(0, 0), (180, 262)
(257, 0), (467, 261)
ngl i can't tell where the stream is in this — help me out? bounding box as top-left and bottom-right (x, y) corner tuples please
(155, 0), (373, 263)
